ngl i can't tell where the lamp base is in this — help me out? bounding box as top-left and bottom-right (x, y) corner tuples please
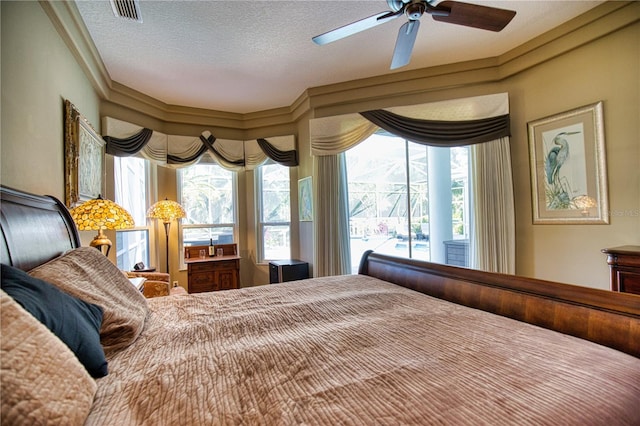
(89, 228), (112, 256)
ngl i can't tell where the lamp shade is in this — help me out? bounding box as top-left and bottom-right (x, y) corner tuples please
(147, 199), (186, 223)
(69, 196), (135, 231)
(68, 196), (134, 256)
(147, 199), (186, 275)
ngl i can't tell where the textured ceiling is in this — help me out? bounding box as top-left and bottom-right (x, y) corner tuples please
(75, 1), (603, 114)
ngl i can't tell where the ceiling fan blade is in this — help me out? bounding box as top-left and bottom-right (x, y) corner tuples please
(312, 10), (402, 45)
(391, 20), (420, 70)
(431, 1), (516, 32)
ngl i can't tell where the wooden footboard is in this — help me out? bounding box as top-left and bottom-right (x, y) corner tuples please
(359, 250), (640, 357)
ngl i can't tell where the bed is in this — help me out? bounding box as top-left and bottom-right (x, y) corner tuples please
(1, 185), (639, 425)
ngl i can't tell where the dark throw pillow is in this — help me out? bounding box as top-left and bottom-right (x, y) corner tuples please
(1, 263), (108, 378)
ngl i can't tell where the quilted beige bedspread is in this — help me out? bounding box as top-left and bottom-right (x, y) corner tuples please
(87, 275), (640, 425)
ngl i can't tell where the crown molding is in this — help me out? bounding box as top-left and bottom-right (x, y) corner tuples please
(39, 0), (111, 99)
(43, 1), (637, 133)
(306, 1), (637, 118)
(497, 0), (639, 79)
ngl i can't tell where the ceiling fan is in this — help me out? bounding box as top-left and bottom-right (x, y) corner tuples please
(312, 0), (516, 70)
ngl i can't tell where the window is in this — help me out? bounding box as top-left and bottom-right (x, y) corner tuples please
(345, 133), (469, 272)
(179, 163), (237, 250)
(256, 162), (291, 262)
(114, 156), (150, 270)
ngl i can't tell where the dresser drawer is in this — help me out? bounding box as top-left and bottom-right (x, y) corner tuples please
(190, 271), (214, 285)
(211, 259), (239, 271)
(189, 262), (215, 273)
(188, 271), (214, 293)
(189, 259), (239, 272)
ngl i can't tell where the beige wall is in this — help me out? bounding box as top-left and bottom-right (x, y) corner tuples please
(1, 1), (101, 199)
(1, 1), (638, 290)
(506, 23), (639, 288)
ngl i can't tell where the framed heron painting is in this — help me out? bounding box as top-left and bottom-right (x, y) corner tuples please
(527, 101), (609, 224)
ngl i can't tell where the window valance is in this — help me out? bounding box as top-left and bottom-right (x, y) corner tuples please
(310, 92), (510, 155)
(359, 110), (510, 147)
(102, 117), (297, 170)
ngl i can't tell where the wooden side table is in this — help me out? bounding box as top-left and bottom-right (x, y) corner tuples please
(184, 244), (240, 293)
(602, 245), (640, 295)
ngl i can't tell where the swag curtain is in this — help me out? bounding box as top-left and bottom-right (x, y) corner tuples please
(359, 110), (510, 147)
(310, 93), (515, 275)
(104, 128), (153, 156)
(244, 136), (298, 170)
(102, 117), (297, 170)
(101, 117), (169, 164)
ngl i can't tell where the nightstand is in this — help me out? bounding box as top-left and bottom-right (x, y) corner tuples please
(602, 246), (640, 295)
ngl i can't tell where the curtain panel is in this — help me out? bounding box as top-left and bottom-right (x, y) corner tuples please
(313, 154), (352, 277)
(469, 137), (516, 274)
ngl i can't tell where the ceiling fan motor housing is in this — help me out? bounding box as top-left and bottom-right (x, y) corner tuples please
(406, 1), (427, 20)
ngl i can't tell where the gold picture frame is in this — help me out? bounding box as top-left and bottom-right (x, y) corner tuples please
(527, 101), (609, 224)
(64, 99), (105, 208)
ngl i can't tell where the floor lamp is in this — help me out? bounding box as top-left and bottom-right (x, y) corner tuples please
(147, 199), (186, 276)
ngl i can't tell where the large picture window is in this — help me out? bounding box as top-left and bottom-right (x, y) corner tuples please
(256, 162), (291, 262)
(345, 132), (469, 273)
(179, 163), (237, 251)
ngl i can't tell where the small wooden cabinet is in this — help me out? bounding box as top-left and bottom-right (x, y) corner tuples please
(602, 246), (640, 295)
(185, 244), (240, 293)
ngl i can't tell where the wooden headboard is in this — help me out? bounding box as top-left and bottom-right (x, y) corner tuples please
(0, 185), (80, 271)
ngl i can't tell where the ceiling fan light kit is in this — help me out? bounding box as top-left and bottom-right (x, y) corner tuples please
(312, 0), (516, 70)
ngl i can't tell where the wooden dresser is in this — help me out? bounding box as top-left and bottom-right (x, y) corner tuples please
(602, 245), (640, 295)
(184, 244), (240, 293)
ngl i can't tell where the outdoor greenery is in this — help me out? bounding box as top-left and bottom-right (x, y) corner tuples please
(181, 164), (235, 225)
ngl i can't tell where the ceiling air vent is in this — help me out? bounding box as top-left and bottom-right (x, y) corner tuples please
(110, 0), (142, 23)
